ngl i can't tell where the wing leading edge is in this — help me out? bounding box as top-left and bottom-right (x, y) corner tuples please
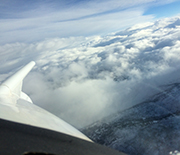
(0, 61), (91, 142)
(0, 61), (35, 105)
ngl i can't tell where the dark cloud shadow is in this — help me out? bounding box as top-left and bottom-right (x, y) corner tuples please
(166, 18), (180, 28)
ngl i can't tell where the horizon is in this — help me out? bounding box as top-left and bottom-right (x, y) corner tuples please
(0, 0), (180, 44)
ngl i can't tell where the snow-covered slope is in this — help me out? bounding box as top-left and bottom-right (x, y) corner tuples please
(1, 16), (180, 130)
(83, 83), (180, 155)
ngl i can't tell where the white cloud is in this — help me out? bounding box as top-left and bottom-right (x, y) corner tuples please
(1, 16), (180, 128)
(0, 9), (154, 44)
(1, 0), (179, 44)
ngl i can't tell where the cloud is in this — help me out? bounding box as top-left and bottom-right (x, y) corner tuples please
(0, 9), (154, 44)
(1, 16), (180, 128)
(1, 0), (179, 44)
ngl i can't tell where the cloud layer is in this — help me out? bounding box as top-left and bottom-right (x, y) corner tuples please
(0, 16), (180, 128)
(0, 0), (179, 44)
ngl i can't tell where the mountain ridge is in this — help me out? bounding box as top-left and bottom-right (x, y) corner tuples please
(83, 82), (180, 155)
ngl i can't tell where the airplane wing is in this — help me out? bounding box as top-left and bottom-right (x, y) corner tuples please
(0, 61), (126, 155)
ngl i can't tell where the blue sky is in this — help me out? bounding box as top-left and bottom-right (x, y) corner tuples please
(1, 0), (180, 129)
(144, 0), (180, 18)
(0, 0), (180, 44)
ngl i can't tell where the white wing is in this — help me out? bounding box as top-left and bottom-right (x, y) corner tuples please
(0, 61), (91, 142)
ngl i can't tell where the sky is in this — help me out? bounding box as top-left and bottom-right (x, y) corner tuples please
(0, 0), (180, 128)
(0, 0), (180, 44)
(144, 0), (180, 18)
